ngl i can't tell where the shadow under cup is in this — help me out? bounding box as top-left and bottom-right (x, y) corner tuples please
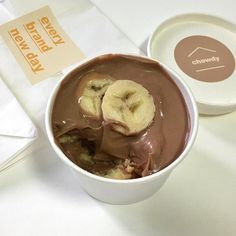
(45, 54), (198, 205)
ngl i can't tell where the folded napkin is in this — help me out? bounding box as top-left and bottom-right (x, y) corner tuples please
(0, 77), (37, 171)
(0, 4), (37, 171)
(0, 3), (141, 162)
(0, 3), (12, 24)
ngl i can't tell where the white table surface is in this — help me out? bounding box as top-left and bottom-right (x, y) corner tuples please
(1, 1), (236, 235)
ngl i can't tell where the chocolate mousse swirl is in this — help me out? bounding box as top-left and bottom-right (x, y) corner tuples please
(52, 55), (190, 178)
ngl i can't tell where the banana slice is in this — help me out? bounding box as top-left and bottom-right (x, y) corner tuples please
(102, 80), (156, 136)
(77, 72), (114, 118)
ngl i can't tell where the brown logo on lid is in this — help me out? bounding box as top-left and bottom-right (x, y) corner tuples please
(174, 35), (235, 82)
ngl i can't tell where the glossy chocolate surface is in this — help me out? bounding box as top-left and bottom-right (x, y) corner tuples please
(52, 55), (190, 178)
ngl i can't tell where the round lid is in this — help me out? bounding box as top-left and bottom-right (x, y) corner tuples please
(148, 14), (236, 115)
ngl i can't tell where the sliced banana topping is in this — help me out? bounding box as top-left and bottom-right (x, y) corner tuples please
(78, 72), (114, 118)
(102, 80), (156, 136)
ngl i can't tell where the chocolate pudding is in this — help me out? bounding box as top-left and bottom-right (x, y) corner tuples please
(52, 55), (190, 179)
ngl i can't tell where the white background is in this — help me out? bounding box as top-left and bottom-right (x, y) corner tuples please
(1, 0), (236, 235)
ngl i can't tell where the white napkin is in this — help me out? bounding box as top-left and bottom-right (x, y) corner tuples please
(0, 4), (37, 171)
(0, 3), (12, 24)
(0, 77), (37, 171)
(0, 3), (141, 161)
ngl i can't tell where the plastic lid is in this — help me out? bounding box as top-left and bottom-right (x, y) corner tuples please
(148, 14), (236, 115)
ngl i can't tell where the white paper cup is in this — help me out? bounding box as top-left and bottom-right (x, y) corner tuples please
(45, 54), (198, 205)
